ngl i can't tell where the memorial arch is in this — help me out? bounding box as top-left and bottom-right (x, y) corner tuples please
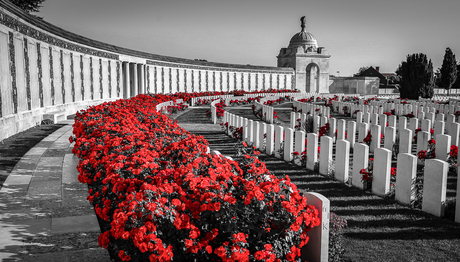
(277, 16), (331, 93)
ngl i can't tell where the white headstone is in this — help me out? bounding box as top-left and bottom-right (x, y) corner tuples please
(335, 139), (350, 183)
(319, 136), (333, 175)
(372, 148), (392, 197)
(422, 159), (448, 217)
(395, 153), (417, 205)
(352, 143), (369, 189)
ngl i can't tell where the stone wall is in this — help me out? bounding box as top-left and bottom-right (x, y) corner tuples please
(329, 76), (379, 95)
(0, 0), (294, 141)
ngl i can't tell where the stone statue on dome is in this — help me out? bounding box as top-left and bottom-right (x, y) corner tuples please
(300, 16), (306, 31)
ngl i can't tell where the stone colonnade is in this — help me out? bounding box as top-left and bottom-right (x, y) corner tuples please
(0, 1), (294, 141)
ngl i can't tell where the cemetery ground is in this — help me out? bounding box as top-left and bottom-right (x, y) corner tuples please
(0, 103), (459, 261)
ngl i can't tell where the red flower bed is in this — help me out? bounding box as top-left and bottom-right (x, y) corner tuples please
(71, 93), (319, 262)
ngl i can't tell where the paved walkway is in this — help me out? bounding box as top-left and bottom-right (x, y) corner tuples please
(0, 120), (110, 261)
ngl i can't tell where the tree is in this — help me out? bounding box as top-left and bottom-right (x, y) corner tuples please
(11, 0), (45, 13)
(396, 53), (434, 99)
(440, 47), (458, 95)
(453, 63), (460, 89)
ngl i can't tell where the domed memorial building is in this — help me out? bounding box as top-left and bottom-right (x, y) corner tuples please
(277, 16), (331, 93)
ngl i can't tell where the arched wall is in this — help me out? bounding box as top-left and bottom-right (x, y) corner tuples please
(0, 1), (294, 141)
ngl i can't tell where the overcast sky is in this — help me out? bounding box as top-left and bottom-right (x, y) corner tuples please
(37, 0), (460, 76)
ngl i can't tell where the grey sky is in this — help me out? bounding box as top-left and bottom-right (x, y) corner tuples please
(38, 0), (460, 76)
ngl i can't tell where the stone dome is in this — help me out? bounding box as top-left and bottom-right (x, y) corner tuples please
(288, 30), (318, 49)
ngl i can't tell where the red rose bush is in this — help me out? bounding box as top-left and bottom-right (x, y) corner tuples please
(71, 93), (320, 262)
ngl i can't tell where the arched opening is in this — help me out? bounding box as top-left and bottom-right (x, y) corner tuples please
(306, 63), (320, 93)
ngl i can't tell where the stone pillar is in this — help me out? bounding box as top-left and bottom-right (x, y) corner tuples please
(372, 148), (391, 197)
(422, 159), (448, 217)
(284, 128), (294, 162)
(132, 63), (138, 96)
(307, 133), (318, 171)
(347, 121), (356, 148)
(138, 64), (145, 94)
(275, 125), (284, 158)
(335, 139), (350, 183)
(435, 134), (451, 161)
(123, 62), (130, 98)
(395, 153), (417, 205)
(266, 124), (275, 155)
(319, 136), (333, 176)
(352, 143), (369, 189)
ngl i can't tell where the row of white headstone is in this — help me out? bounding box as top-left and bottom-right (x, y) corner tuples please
(221, 110), (330, 262)
(223, 99), (460, 224)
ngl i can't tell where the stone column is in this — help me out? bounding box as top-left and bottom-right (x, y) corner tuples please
(123, 62), (130, 98)
(138, 64), (145, 94)
(132, 63), (138, 96)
